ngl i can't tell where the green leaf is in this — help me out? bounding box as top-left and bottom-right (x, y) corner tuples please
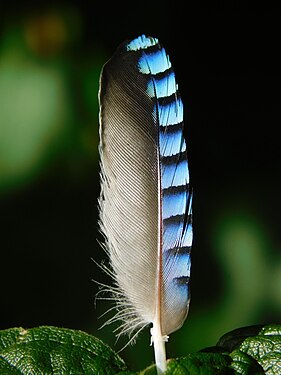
(0, 326), (127, 374)
(165, 353), (233, 375)
(217, 324), (281, 374)
(139, 363), (157, 375)
(230, 350), (264, 374)
(237, 325), (281, 375)
(140, 353), (233, 375)
(217, 325), (265, 352)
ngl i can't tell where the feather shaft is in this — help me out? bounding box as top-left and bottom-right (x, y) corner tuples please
(151, 323), (167, 374)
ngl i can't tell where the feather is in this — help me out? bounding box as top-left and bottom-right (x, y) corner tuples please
(98, 35), (193, 374)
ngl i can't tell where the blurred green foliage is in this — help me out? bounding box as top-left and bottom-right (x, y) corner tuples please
(0, 44), (70, 190)
(0, 7), (103, 192)
(0, 4), (280, 373)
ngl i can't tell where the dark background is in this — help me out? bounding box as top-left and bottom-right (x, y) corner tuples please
(0, 2), (280, 371)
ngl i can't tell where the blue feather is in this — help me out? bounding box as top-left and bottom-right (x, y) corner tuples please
(98, 34), (193, 374)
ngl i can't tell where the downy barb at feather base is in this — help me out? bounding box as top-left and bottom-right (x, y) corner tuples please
(98, 34), (193, 374)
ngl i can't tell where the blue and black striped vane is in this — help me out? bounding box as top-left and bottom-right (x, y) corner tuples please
(98, 34), (193, 348)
